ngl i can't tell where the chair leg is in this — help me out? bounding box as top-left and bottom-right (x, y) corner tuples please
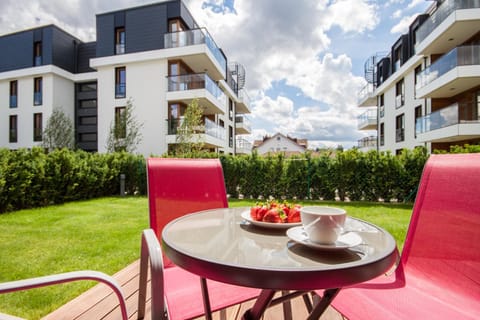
(281, 291), (293, 320)
(200, 277), (213, 320)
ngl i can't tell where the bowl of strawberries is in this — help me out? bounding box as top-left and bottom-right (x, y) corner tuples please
(241, 201), (302, 229)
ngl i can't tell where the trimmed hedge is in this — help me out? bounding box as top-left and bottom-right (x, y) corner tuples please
(8, 145), (478, 213)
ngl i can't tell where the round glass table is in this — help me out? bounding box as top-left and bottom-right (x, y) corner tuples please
(162, 207), (398, 319)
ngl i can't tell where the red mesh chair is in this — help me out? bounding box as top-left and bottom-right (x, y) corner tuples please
(138, 158), (259, 320)
(328, 153), (480, 319)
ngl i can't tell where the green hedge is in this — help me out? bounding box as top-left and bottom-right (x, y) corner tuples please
(6, 145), (478, 213)
(0, 148), (145, 213)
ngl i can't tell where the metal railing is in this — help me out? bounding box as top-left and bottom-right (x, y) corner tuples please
(415, 102), (480, 134)
(115, 84), (126, 98)
(164, 28), (226, 76)
(236, 137), (253, 151)
(357, 109), (377, 129)
(167, 117), (225, 141)
(238, 89), (251, 107)
(396, 128), (405, 142)
(235, 115), (251, 132)
(167, 73), (226, 106)
(9, 95), (17, 108)
(415, 0), (480, 46)
(416, 45), (480, 90)
(357, 83), (374, 104)
(34, 92), (42, 105)
(357, 136), (377, 148)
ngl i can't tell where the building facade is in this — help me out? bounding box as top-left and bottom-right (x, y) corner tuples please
(0, 0), (251, 156)
(357, 0), (480, 154)
(253, 133), (307, 155)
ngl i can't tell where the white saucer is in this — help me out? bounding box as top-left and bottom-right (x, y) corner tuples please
(241, 210), (302, 229)
(286, 226), (362, 250)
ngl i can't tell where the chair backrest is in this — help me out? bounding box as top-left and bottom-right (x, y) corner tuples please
(400, 153), (480, 300)
(147, 158), (228, 267)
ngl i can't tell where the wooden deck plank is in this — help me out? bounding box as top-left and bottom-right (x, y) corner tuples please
(43, 259), (344, 320)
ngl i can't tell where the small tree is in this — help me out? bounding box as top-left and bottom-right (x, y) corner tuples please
(106, 98), (143, 153)
(173, 99), (206, 156)
(42, 109), (75, 151)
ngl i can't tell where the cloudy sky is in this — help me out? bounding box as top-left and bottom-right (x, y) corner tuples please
(0, 0), (433, 149)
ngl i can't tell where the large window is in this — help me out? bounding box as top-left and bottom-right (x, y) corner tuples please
(79, 83), (97, 92)
(9, 115), (17, 143)
(33, 113), (42, 141)
(114, 107), (126, 139)
(115, 67), (126, 98)
(79, 99), (97, 109)
(115, 27), (125, 54)
(34, 41), (42, 66)
(10, 80), (17, 108)
(395, 79), (404, 108)
(414, 106), (422, 138)
(414, 65), (422, 94)
(34, 77), (42, 105)
(396, 114), (405, 142)
(378, 94), (384, 118)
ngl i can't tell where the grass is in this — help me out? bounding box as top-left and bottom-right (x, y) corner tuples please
(0, 197), (413, 319)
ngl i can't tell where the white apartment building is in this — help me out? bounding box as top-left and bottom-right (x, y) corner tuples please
(357, 0), (480, 154)
(0, 0), (251, 156)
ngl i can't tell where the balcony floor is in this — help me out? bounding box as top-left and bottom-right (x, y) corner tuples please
(42, 259), (344, 320)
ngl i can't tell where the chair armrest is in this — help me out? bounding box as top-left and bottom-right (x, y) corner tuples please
(0, 270), (128, 320)
(138, 229), (166, 320)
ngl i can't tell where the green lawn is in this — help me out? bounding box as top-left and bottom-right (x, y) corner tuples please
(0, 197), (412, 319)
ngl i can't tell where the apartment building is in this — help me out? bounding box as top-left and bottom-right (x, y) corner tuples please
(0, 0), (251, 156)
(357, 0), (480, 154)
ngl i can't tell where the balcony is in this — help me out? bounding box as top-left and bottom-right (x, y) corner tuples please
(235, 115), (251, 134)
(164, 28), (226, 80)
(166, 117), (225, 148)
(357, 136), (377, 151)
(9, 95), (17, 108)
(415, 0), (480, 55)
(357, 109), (377, 130)
(236, 137), (252, 154)
(415, 102), (480, 143)
(236, 89), (251, 114)
(416, 45), (480, 98)
(357, 83), (376, 107)
(167, 73), (226, 115)
(115, 44), (125, 55)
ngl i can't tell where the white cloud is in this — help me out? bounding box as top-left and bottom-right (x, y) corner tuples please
(407, 0), (424, 10)
(392, 9), (403, 19)
(390, 14), (418, 34)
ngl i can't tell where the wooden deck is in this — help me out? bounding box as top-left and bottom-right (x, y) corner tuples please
(42, 259), (344, 320)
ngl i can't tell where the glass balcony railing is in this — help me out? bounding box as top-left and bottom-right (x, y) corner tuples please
(415, 102), (480, 135)
(167, 73), (227, 106)
(115, 44), (125, 55)
(9, 130), (17, 143)
(235, 115), (251, 132)
(357, 136), (377, 148)
(236, 137), (253, 150)
(238, 89), (251, 107)
(34, 92), (42, 105)
(417, 45), (480, 90)
(357, 109), (377, 129)
(115, 84), (126, 98)
(167, 117), (225, 141)
(164, 28), (226, 76)
(357, 83), (374, 104)
(396, 128), (405, 142)
(415, 0), (480, 46)
(9, 95), (17, 108)
(34, 56), (42, 66)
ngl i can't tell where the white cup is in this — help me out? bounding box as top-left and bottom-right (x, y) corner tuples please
(300, 206), (347, 244)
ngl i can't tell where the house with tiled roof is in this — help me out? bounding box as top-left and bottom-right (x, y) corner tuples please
(252, 133), (307, 155)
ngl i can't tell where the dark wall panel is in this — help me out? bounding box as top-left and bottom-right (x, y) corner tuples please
(0, 31), (33, 72)
(77, 42), (96, 73)
(126, 5), (167, 53)
(96, 14), (115, 57)
(51, 27), (77, 72)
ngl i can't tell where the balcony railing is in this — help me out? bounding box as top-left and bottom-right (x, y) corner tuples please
(395, 128), (405, 142)
(235, 115), (251, 132)
(357, 109), (377, 129)
(167, 117), (225, 141)
(10, 95), (17, 108)
(164, 28), (226, 76)
(415, 0), (480, 46)
(357, 136), (377, 148)
(167, 73), (226, 106)
(34, 56), (42, 66)
(415, 102), (480, 135)
(34, 92), (42, 105)
(357, 83), (374, 104)
(9, 129), (17, 143)
(115, 44), (125, 55)
(236, 137), (252, 150)
(115, 84), (126, 98)
(238, 89), (251, 107)
(416, 45), (480, 90)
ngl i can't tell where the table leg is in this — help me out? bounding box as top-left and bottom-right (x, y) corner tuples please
(242, 289), (276, 320)
(281, 290), (293, 320)
(200, 277), (213, 320)
(306, 288), (340, 320)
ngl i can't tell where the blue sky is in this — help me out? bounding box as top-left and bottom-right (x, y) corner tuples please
(0, 0), (433, 149)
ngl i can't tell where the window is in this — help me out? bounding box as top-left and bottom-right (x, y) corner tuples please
(229, 99), (233, 120)
(414, 65), (422, 94)
(79, 83), (97, 92)
(79, 116), (97, 125)
(79, 99), (97, 109)
(79, 133), (97, 142)
(115, 67), (126, 98)
(115, 107), (126, 139)
(378, 94), (384, 118)
(168, 19), (187, 47)
(380, 123), (385, 146)
(395, 79), (404, 108)
(9, 115), (17, 143)
(168, 103), (186, 134)
(33, 113), (42, 141)
(34, 77), (42, 105)
(34, 41), (42, 66)
(393, 45), (402, 72)
(229, 126), (233, 148)
(10, 81), (17, 108)
(414, 106), (422, 137)
(115, 27), (125, 54)
(396, 114), (405, 142)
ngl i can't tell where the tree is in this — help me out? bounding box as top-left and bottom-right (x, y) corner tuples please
(42, 109), (75, 151)
(173, 98), (206, 156)
(106, 98), (143, 153)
